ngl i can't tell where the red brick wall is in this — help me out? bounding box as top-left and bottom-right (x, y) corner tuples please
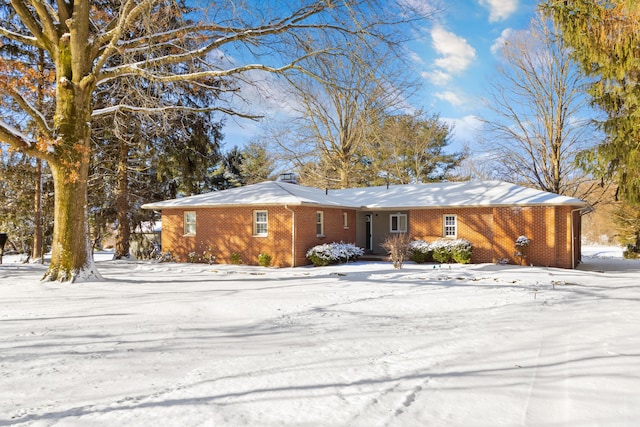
(161, 205), (356, 267)
(409, 206), (578, 268)
(161, 204), (579, 268)
(409, 207), (494, 264)
(289, 206), (357, 266)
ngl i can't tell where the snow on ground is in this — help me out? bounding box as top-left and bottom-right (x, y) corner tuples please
(1, 247), (639, 426)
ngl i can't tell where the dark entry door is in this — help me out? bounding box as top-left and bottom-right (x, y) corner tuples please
(365, 214), (372, 251)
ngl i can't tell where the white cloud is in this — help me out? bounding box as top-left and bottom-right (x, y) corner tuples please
(479, 0), (518, 23)
(421, 69), (451, 85)
(490, 28), (515, 55)
(408, 50), (425, 65)
(442, 115), (484, 145)
(425, 26), (476, 85)
(435, 91), (465, 106)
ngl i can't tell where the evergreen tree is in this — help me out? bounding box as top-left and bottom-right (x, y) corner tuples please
(365, 112), (463, 185)
(240, 142), (275, 185)
(542, 0), (640, 203)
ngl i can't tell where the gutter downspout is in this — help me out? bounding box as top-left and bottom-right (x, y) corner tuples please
(570, 205), (594, 268)
(285, 205), (296, 267)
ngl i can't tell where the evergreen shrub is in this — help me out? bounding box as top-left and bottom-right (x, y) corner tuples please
(430, 239), (473, 264)
(306, 242), (364, 267)
(408, 240), (432, 264)
(258, 253), (272, 267)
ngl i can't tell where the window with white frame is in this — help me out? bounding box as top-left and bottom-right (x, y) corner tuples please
(253, 210), (268, 236)
(184, 211), (196, 235)
(389, 213), (407, 233)
(343, 212), (349, 229)
(316, 211), (324, 236)
(443, 214), (457, 238)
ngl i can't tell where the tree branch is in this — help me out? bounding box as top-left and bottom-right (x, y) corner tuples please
(99, 57), (319, 85)
(9, 0), (47, 49)
(24, 0), (59, 48)
(5, 86), (54, 140)
(0, 25), (42, 48)
(91, 104), (262, 120)
(91, 0), (154, 77)
(0, 119), (35, 150)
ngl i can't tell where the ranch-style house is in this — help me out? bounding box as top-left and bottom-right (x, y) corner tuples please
(141, 180), (590, 269)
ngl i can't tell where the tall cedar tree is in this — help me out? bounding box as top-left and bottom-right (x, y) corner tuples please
(541, 0), (640, 203)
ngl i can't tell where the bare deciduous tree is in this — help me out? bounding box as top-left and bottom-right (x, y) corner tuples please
(0, 0), (426, 281)
(268, 33), (429, 189)
(481, 13), (600, 198)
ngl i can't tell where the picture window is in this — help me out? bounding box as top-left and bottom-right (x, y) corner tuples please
(390, 213), (407, 233)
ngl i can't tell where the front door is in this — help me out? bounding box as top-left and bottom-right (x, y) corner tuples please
(365, 214), (372, 251)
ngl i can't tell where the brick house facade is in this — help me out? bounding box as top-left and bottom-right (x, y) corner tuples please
(161, 205), (357, 267)
(143, 180), (589, 269)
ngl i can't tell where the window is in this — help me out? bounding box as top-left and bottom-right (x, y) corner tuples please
(316, 211), (324, 236)
(184, 211), (196, 235)
(254, 210), (268, 236)
(444, 214), (457, 238)
(343, 212), (349, 229)
(390, 213), (407, 233)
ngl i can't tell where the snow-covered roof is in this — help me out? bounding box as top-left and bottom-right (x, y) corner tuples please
(333, 180), (589, 209)
(141, 180), (588, 210)
(141, 181), (358, 209)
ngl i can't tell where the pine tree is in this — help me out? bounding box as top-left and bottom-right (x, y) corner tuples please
(542, 0), (640, 203)
(240, 142), (275, 185)
(365, 112), (463, 185)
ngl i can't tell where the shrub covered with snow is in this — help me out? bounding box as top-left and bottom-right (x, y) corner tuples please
(451, 239), (473, 264)
(515, 235), (530, 248)
(306, 242), (364, 267)
(430, 239), (473, 264)
(408, 239), (432, 264)
(514, 235), (530, 265)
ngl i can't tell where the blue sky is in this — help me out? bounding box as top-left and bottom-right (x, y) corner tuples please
(412, 0), (537, 147)
(223, 0), (539, 152)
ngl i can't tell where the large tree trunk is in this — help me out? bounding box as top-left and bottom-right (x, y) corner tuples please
(43, 160), (99, 281)
(43, 32), (99, 281)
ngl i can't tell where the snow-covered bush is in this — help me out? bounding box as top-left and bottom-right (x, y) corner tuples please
(430, 239), (473, 264)
(514, 235), (530, 265)
(515, 235), (530, 248)
(230, 252), (243, 264)
(451, 239), (473, 264)
(187, 247), (216, 264)
(408, 239), (432, 264)
(306, 242), (364, 267)
(381, 234), (411, 269)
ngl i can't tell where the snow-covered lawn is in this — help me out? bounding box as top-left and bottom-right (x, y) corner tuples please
(1, 246), (639, 426)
